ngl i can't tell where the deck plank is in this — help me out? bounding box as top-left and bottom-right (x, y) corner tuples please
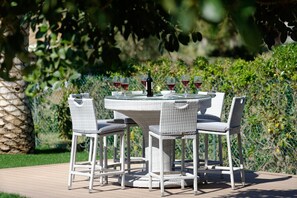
(1, 163), (296, 198)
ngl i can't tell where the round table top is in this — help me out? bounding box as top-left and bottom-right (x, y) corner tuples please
(104, 93), (212, 111)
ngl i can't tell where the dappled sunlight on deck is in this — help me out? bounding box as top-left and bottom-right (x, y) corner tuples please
(0, 163), (296, 198)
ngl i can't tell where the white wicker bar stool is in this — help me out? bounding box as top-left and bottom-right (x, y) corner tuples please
(67, 95), (126, 192)
(197, 92), (225, 168)
(197, 96), (246, 189)
(148, 100), (199, 197)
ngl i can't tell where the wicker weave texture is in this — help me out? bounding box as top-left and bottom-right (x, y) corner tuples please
(228, 97), (246, 128)
(198, 92), (225, 118)
(68, 98), (98, 133)
(159, 100), (198, 135)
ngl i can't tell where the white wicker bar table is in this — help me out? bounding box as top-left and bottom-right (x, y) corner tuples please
(104, 93), (211, 187)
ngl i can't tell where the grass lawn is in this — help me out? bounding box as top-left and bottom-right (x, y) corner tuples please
(1, 131), (118, 170)
(0, 192), (28, 198)
(0, 133), (91, 169)
(0, 148), (88, 169)
(0, 134), (89, 198)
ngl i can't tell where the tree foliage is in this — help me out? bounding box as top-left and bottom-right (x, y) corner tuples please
(255, 0), (297, 49)
(0, 0), (296, 95)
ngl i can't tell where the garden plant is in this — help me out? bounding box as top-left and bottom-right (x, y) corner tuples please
(29, 43), (297, 175)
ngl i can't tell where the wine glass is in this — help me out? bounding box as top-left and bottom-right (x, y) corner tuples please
(194, 76), (203, 94)
(181, 75), (190, 97)
(112, 76), (121, 97)
(140, 74), (147, 94)
(166, 77), (176, 94)
(121, 77), (130, 97)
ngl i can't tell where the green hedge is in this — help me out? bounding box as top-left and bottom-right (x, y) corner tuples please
(195, 44), (297, 174)
(32, 43), (297, 174)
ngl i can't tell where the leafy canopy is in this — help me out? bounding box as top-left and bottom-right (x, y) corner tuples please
(0, 0), (296, 95)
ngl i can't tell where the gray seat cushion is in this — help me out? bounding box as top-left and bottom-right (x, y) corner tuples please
(74, 121), (126, 134)
(106, 118), (125, 124)
(149, 125), (196, 136)
(197, 121), (229, 132)
(197, 114), (221, 122)
(97, 121), (126, 135)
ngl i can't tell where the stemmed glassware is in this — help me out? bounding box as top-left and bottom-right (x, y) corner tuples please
(166, 77), (176, 94)
(181, 75), (190, 97)
(121, 77), (130, 97)
(140, 74), (147, 94)
(194, 76), (203, 94)
(112, 76), (121, 98)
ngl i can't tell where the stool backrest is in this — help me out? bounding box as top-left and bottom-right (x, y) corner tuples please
(198, 91), (225, 118)
(159, 100), (198, 135)
(227, 96), (246, 128)
(68, 97), (98, 133)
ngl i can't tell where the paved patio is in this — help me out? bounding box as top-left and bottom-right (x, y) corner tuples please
(0, 163), (296, 198)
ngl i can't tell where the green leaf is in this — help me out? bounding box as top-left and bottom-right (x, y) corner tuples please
(52, 81), (63, 89)
(25, 84), (36, 97)
(69, 72), (81, 81)
(39, 24), (49, 33)
(53, 70), (61, 78)
(35, 50), (45, 56)
(11, 2), (18, 7)
(36, 31), (46, 39)
(191, 32), (202, 42)
(58, 48), (66, 59)
(178, 33), (190, 45)
(50, 51), (58, 59)
(54, 59), (60, 69)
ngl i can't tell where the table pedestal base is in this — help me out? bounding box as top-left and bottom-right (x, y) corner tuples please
(120, 170), (193, 188)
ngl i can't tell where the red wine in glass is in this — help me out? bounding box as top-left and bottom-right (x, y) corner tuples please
(113, 82), (121, 88)
(166, 77), (176, 94)
(141, 80), (146, 87)
(112, 76), (121, 97)
(121, 83), (129, 90)
(167, 83), (175, 90)
(194, 82), (202, 89)
(194, 76), (202, 94)
(181, 75), (190, 97)
(182, 80), (189, 87)
(140, 75), (148, 94)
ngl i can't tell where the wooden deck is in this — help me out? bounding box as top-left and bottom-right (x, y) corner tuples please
(1, 163), (296, 198)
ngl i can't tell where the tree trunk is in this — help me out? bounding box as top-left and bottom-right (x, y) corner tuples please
(0, 20), (35, 154)
(0, 59), (35, 154)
